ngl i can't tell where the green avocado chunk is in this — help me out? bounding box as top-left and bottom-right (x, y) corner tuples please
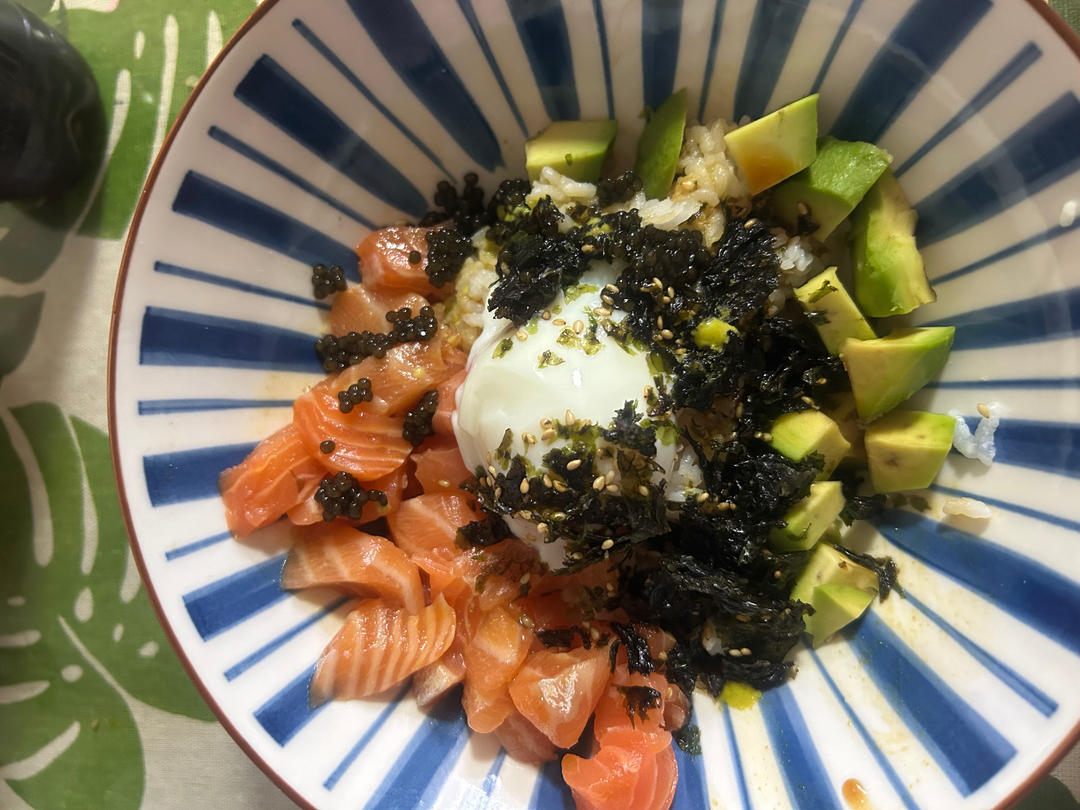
(821, 391), (865, 462)
(790, 543), (878, 607)
(634, 89), (687, 199)
(771, 136), (893, 240)
(852, 169), (936, 317)
(865, 410), (956, 493)
(725, 94), (819, 194)
(767, 410), (851, 479)
(692, 317), (739, 348)
(794, 266), (876, 355)
(769, 480), (846, 553)
(525, 119), (618, 182)
(840, 327), (954, 422)
(805, 584), (875, 646)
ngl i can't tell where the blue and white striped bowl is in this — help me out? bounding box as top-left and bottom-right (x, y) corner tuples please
(109, 1), (1080, 807)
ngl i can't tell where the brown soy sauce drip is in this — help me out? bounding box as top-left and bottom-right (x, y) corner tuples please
(842, 778), (875, 810)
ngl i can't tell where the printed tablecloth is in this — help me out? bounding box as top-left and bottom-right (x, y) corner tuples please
(1, 1), (1077, 808)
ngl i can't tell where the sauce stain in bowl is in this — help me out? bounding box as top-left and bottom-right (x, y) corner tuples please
(842, 778), (874, 810)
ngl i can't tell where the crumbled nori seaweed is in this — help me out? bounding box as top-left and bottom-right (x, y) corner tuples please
(311, 263), (347, 300)
(673, 724), (701, 755)
(833, 545), (899, 599)
(617, 685), (662, 725)
(601, 401), (658, 458)
(536, 627), (592, 650)
(314, 471), (388, 522)
(402, 390), (438, 446)
(458, 513), (514, 547)
(610, 622), (655, 675)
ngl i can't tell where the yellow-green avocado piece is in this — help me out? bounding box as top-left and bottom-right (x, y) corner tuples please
(805, 584), (875, 646)
(692, 317), (739, 348)
(634, 89), (687, 199)
(767, 410), (851, 479)
(865, 410), (956, 493)
(853, 169), (936, 317)
(840, 327), (954, 422)
(794, 266), (876, 355)
(822, 391), (865, 462)
(725, 94), (819, 194)
(525, 119), (617, 182)
(771, 136), (893, 240)
(790, 543), (878, 607)
(769, 480), (846, 553)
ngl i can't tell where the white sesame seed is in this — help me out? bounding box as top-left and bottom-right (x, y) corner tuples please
(488, 465), (497, 476)
(540, 418), (553, 428)
(516, 329), (529, 342)
(605, 469), (616, 483)
(552, 318), (566, 326)
(605, 283), (619, 293)
(696, 491), (709, 504)
(541, 428), (556, 441)
(593, 475), (606, 491)
(601, 539), (614, 550)
(667, 286), (675, 298)
(740, 647), (751, 656)
(656, 315), (664, 329)
(553, 511), (567, 521)
(653, 277), (663, 289)
(601, 294), (615, 306)
(595, 307), (612, 317)
(523, 432), (537, 445)
(800, 395), (817, 408)
(520, 572), (531, 584)
(661, 295), (672, 304)
(542, 310), (552, 320)
(660, 329), (674, 340)
(573, 320), (584, 334)
(543, 474), (553, 488)
(605, 483), (620, 494)
(494, 487), (502, 498)
(438, 479), (450, 488)
(536, 523), (548, 535)
(977, 402), (991, 418)
(638, 485), (650, 497)
(565, 409), (576, 424)
(553, 481), (568, 493)
(519, 479), (530, 494)
(566, 458), (582, 470)
(485, 451), (493, 465)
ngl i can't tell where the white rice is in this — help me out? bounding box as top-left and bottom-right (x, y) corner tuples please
(948, 402), (1003, 466)
(671, 119), (749, 246)
(942, 497), (993, 519)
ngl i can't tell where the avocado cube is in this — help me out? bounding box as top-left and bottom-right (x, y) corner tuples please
(852, 170), (936, 317)
(822, 391), (865, 462)
(725, 94), (819, 195)
(865, 410), (956, 493)
(634, 89), (687, 199)
(794, 266), (876, 355)
(790, 543), (878, 607)
(771, 136), (893, 240)
(769, 481), (846, 552)
(805, 584), (875, 646)
(767, 410), (851, 478)
(525, 119), (618, 182)
(692, 317), (739, 348)
(840, 327), (954, 422)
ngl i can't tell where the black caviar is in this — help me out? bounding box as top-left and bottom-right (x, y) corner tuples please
(595, 170), (643, 207)
(337, 378), (373, 413)
(319, 440), (335, 454)
(314, 306), (439, 372)
(311, 264), (347, 300)
(402, 390), (438, 446)
(314, 471), (388, 522)
(424, 228), (474, 288)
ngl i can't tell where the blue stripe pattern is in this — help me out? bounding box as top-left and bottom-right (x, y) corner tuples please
(139, 398), (294, 415)
(759, 687), (842, 810)
(454, 2), (529, 137)
(929, 482), (1080, 534)
(291, 18), (458, 177)
(224, 597), (350, 681)
(986, 418), (1080, 478)
(894, 42), (1042, 176)
(346, 0), (502, 171)
(165, 530), (231, 561)
(255, 664), (327, 745)
(140, 307), (320, 373)
(733, 0), (809, 121)
(807, 649), (921, 810)
(154, 258), (331, 310)
(530, 759), (575, 809)
(697, 0), (727, 122)
(365, 693), (470, 809)
(848, 610), (1016, 795)
(831, 0), (991, 143)
(915, 92), (1080, 245)
(505, 0), (579, 122)
(927, 288), (1080, 351)
(641, 0), (683, 112)
(722, 705), (754, 810)
(207, 126), (377, 230)
(926, 377), (1080, 389)
(183, 553), (288, 640)
(808, 0), (863, 95)
(671, 745), (709, 809)
(172, 171), (357, 274)
(932, 218), (1080, 285)
(143, 441), (255, 506)
(234, 56), (427, 217)
(876, 508), (1080, 654)
(903, 591), (1057, 716)
(466, 749), (508, 810)
(591, 0), (614, 119)
(324, 685), (410, 790)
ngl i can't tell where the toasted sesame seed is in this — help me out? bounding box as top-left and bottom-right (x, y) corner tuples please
(553, 481), (568, 493)
(536, 523), (548, 535)
(601, 539), (615, 550)
(661, 295), (672, 304)
(581, 243), (596, 254)
(516, 329), (529, 342)
(656, 315), (664, 329)
(601, 294), (615, 306)
(520, 572), (531, 584)
(660, 329), (675, 340)
(552, 318), (566, 326)
(541, 428), (556, 441)
(595, 307), (612, 317)
(485, 451), (493, 465)
(540, 473), (552, 488)
(605, 283), (619, 293)
(494, 486), (502, 498)
(593, 475), (606, 491)
(542, 310), (552, 320)
(488, 465), (497, 476)
(605, 483), (620, 494)
(800, 395), (818, 408)
(977, 402), (991, 418)
(438, 479), (450, 488)
(485, 476), (494, 487)
(740, 647), (751, 656)
(523, 432), (537, 445)
(589, 625), (600, 640)
(573, 320), (584, 334)
(760, 432), (773, 442)
(566, 458), (582, 470)
(540, 418), (553, 428)
(565, 409), (576, 424)
(638, 485), (650, 497)
(696, 491), (709, 504)
(728, 648), (742, 658)
(653, 277), (663, 289)
(553, 511), (567, 520)
(667, 286), (675, 298)
(816, 377), (827, 385)
(744, 217), (761, 228)
(573, 552), (584, 560)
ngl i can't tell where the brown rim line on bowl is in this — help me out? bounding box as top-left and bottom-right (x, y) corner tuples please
(106, 1), (1080, 808)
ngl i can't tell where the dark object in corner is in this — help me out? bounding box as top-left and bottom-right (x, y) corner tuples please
(0, 1), (102, 199)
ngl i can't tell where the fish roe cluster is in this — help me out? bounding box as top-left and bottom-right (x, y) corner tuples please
(595, 170), (643, 207)
(424, 228), (474, 288)
(314, 306), (439, 372)
(314, 471), (388, 522)
(311, 264), (347, 299)
(402, 390), (438, 446)
(337, 378), (373, 413)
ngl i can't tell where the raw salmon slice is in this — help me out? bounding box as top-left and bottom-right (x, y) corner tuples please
(495, 708), (558, 765)
(286, 466), (408, 527)
(310, 593), (455, 704)
(387, 492), (482, 556)
(463, 680), (515, 733)
(412, 436), (472, 493)
(219, 423), (325, 537)
(432, 369), (466, 437)
(357, 226), (444, 300)
(413, 633), (466, 709)
(293, 377), (410, 481)
(281, 526), (424, 614)
(509, 647), (610, 749)
(329, 285), (429, 336)
(462, 604), (531, 694)
(562, 740), (647, 810)
(329, 338), (455, 417)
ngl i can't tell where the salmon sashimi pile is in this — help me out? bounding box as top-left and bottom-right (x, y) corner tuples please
(220, 95), (959, 809)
